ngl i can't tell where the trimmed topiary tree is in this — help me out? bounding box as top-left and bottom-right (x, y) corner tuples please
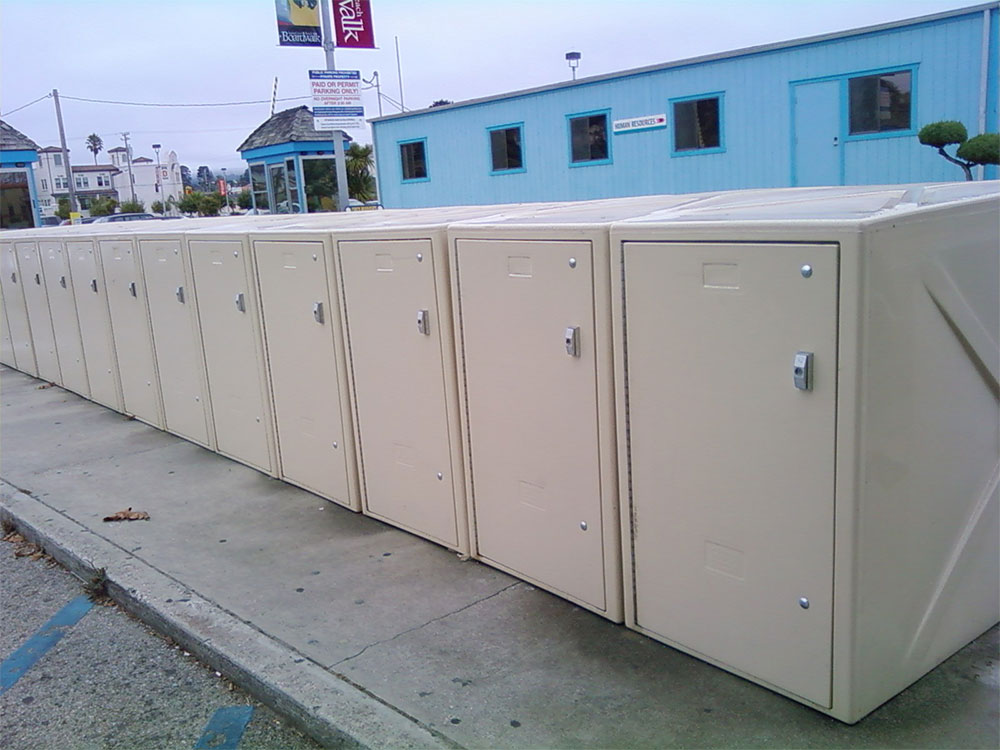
(918, 120), (999, 180)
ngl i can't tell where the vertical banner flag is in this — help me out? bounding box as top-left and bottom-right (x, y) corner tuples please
(275, 0), (322, 47)
(311, 70), (365, 130)
(333, 0), (376, 48)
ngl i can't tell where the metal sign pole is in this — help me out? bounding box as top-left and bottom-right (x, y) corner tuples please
(320, 0), (350, 212)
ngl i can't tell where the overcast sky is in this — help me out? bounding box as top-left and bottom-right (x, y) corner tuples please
(0, 0), (979, 173)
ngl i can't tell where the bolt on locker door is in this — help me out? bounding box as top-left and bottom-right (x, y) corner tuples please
(38, 242), (90, 398)
(339, 238), (459, 547)
(66, 240), (123, 412)
(139, 239), (213, 448)
(622, 241), (838, 708)
(254, 240), (350, 504)
(15, 242), (61, 384)
(189, 240), (274, 474)
(0, 242), (36, 375)
(98, 239), (163, 427)
(455, 238), (607, 611)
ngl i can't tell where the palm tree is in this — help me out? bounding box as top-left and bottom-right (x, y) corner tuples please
(86, 133), (103, 164)
(345, 143), (376, 202)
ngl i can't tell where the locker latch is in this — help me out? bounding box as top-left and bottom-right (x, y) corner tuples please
(234, 292), (246, 313)
(565, 326), (580, 357)
(90, 279), (98, 293)
(416, 309), (430, 336)
(128, 281), (137, 297)
(313, 301), (324, 324)
(10, 272), (15, 284)
(59, 275), (67, 289)
(34, 273), (41, 286)
(793, 351), (813, 391)
(176, 286), (185, 304)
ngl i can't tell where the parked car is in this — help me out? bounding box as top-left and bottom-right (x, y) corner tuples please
(39, 216), (61, 227)
(90, 213), (156, 223)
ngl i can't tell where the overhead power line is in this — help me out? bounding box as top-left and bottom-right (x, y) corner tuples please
(1, 93), (52, 117)
(59, 94), (312, 108)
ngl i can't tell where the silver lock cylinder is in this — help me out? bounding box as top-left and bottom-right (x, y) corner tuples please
(565, 326), (580, 357)
(313, 301), (324, 324)
(417, 309), (430, 335)
(793, 351), (813, 390)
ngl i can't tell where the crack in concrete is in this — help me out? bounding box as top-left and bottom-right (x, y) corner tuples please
(329, 581), (523, 667)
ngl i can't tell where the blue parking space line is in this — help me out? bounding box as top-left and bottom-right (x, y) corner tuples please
(1, 594), (94, 694)
(193, 705), (255, 749)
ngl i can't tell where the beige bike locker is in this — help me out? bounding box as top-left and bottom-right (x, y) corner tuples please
(137, 232), (215, 449)
(0, 240), (37, 375)
(610, 183), (1000, 722)
(13, 240), (61, 384)
(249, 219), (360, 508)
(334, 206), (532, 550)
(187, 226), (277, 476)
(447, 196), (695, 621)
(98, 234), (164, 428)
(38, 240), (90, 398)
(65, 238), (123, 411)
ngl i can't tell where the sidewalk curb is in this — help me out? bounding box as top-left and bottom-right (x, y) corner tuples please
(1, 481), (460, 750)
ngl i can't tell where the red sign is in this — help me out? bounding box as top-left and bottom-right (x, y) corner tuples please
(333, 0), (375, 48)
(217, 178), (227, 196)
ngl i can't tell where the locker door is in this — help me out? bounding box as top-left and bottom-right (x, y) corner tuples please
(0, 242), (36, 375)
(623, 241), (837, 707)
(190, 240), (273, 474)
(456, 239), (606, 610)
(99, 239), (163, 427)
(66, 241), (122, 411)
(16, 242), (61, 383)
(140, 240), (212, 447)
(340, 239), (458, 545)
(254, 240), (349, 502)
(39, 242), (90, 397)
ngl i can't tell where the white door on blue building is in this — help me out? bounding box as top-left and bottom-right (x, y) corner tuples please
(792, 80), (841, 186)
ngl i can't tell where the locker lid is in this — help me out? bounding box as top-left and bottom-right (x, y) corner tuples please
(615, 182), (1000, 225)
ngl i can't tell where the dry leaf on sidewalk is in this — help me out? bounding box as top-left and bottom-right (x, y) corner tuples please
(13, 542), (40, 557)
(102, 508), (151, 522)
(36, 383), (55, 389)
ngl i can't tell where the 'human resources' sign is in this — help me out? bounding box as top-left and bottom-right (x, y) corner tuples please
(612, 114), (667, 134)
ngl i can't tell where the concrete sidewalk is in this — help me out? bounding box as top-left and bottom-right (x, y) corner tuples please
(1, 365), (997, 749)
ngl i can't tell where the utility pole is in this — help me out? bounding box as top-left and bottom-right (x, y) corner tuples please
(121, 132), (136, 203)
(52, 89), (78, 214)
(319, 0), (350, 212)
(395, 37), (405, 111)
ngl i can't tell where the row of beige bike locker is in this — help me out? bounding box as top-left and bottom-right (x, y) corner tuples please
(2, 182), (997, 724)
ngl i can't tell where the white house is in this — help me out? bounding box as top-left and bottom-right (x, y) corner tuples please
(108, 146), (184, 212)
(35, 147), (119, 218)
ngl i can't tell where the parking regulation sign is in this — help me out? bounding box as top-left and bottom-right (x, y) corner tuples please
(310, 70), (364, 130)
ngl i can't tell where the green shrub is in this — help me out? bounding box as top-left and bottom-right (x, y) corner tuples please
(118, 199), (145, 213)
(89, 196), (117, 217)
(956, 133), (999, 165)
(918, 120), (968, 148)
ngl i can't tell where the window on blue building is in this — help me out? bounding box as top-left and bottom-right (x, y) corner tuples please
(848, 70), (911, 135)
(673, 97), (721, 151)
(489, 126), (523, 172)
(401, 140), (428, 181)
(570, 114), (609, 163)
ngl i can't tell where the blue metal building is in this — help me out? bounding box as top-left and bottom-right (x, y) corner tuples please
(0, 120), (41, 229)
(371, 4), (999, 209)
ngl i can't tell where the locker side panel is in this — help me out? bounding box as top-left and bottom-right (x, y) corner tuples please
(66, 240), (123, 412)
(39, 241), (90, 397)
(254, 239), (352, 504)
(0, 242), (36, 375)
(622, 241), (838, 708)
(16, 241), (61, 383)
(139, 239), (212, 448)
(98, 239), (164, 427)
(455, 238), (609, 613)
(190, 239), (275, 475)
(339, 238), (460, 546)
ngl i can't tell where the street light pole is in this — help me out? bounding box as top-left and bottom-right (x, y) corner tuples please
(221, 167), (232, 212)
(152, 144), (163, 214)
(121, 132), (136, 203)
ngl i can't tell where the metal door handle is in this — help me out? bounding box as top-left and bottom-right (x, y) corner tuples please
(175, 286), (185, 303)
(128, 281), (137, 297)
(793, 351), (814, 390)
(234, 292), (245, 313)
(312, 301), (324, 324)
(416, 309), (430, 335)
(10, 272), (15, 284)
(90, 279), (98, 293)
(565, 326), (580, 357)
(34, 273), (41, 285)
(60, 275), (67, 288)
